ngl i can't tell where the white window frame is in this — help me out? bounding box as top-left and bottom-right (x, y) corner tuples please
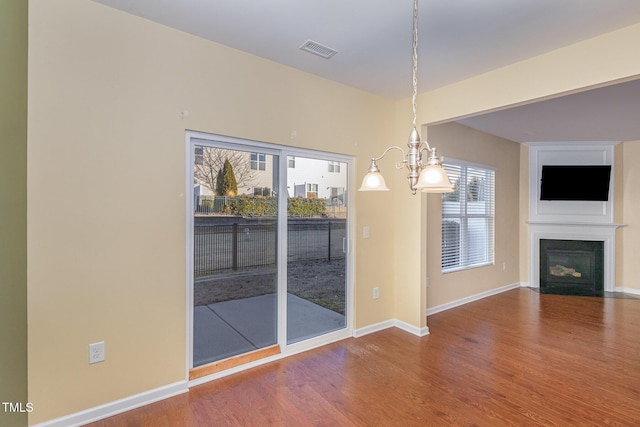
(441, 159), (495, 273)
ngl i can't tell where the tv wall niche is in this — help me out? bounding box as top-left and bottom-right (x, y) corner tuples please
(528, 142), (617, 224)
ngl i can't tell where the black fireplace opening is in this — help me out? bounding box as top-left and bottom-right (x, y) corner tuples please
(540, 239), (604, 296)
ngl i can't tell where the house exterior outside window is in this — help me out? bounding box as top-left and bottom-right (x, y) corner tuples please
(328, 161), (340, 173)
(441, 161), (495, 273)
(250, 152), (266, 171)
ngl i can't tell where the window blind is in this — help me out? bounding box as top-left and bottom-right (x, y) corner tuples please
(441, 162), (495, 272)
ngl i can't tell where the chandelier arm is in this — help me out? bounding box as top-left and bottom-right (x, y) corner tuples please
(418, 142), (432, 155)
(371, 145), (407, 163)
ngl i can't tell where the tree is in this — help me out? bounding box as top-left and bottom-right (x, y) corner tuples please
(221, 159), (238, 197)
(194, 147), (256, 193)
(214, 169), (224, 196)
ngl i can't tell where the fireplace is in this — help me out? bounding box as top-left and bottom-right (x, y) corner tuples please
(527, 143), (622, 294)
(539, 239), (604, 296)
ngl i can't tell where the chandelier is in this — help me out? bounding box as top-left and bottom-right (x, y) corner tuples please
(358, 0), (453, 194)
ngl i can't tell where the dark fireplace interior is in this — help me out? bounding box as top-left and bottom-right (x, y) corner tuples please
(540, 239), (604, 296)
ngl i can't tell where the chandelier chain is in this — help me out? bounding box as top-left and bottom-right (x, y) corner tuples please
(357, 0), (453, 194)
(412, 0), (418, 129)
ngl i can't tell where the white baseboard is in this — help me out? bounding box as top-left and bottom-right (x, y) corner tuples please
(393, 319), (430, 337)
(426, 282), (523, 316)
(353, 319), (429, 338)
(353, 319), (396, 337)
(32, 381), (188, 427)
(353, 284), (527, 338)
(614, 286), (640, 296)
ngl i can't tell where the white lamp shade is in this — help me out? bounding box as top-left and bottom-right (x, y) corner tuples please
(358, 171), (390, 191)
(415, 164), (453, 192)
(420, 186), (454, 193)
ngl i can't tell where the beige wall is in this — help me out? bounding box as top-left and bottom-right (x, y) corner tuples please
(0, 1), (28, 427)
(424, 123), (521, 308)
(27, 0), (396, 423)
(619, 141), (640, 290)
(25, 0), (640, 424)
(518, 145), (530, 284)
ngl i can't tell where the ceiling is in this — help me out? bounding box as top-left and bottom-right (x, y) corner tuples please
(93, 0), (640, 143)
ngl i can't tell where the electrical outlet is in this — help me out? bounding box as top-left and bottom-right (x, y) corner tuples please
(89, 341), (105, 364)
(373, 287), (379, 299)
(363, 226), (370, 239)
(502, 262), (507, 272)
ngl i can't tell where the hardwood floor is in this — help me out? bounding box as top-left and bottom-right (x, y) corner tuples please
(88, 288), (640, 426)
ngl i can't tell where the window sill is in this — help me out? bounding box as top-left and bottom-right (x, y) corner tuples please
(442, 261), (493, 274)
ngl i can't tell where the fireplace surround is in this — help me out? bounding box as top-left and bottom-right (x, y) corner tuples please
(527, 143), (623, 293)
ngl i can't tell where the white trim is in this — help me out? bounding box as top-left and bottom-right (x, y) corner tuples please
(394, 320), (430, 337)
(616, 287), (640, 296)
(32, 381), (188, 427)
(527, 142), (617, 224)
(426, 282), (522, 316)
(185, 133), (195, 381)
(353, 319), (429, 338)
(353, 320), (396, 338)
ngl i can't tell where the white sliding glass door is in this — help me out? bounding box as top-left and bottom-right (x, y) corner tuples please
(187, 132), (352, 375)
(192, 143), (279, 367)
(286, 156), (347, 344)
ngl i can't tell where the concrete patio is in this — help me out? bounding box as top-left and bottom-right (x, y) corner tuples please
(194, 293), (346, 367)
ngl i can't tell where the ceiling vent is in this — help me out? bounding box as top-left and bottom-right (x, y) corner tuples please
(299, 40), (338, 59)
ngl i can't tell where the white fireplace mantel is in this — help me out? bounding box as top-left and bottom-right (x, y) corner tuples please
(527, 142), (623, 292)
(528, 222), (624, 292)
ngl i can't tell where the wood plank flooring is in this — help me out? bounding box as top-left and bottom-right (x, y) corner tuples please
(87, 288), (640, 426)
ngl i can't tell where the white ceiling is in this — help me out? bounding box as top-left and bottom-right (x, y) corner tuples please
(93, 0), (640, 142)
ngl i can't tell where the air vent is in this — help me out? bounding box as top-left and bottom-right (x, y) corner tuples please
(299, 40), (338, 59)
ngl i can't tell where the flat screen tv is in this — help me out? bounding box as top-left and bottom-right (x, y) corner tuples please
(540, 165), (611, 201)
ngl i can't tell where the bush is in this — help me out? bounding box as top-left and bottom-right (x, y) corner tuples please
(288, 197), (326, 217)
(229, 196), (327, 217)
(230, 196), (277, 216)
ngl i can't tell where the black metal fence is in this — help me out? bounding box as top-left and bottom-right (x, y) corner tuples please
(194, 217), (346, 277)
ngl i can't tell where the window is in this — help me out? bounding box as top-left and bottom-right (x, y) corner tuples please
(194, 146), (203, 166)
(307, 183), (318, 198)
(288, 156), (296, 168)
(252, 187), (271, 196)
(250, 152), (266, 171)
(441, 161), (495, 272)
(328, 161), (340, 173)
